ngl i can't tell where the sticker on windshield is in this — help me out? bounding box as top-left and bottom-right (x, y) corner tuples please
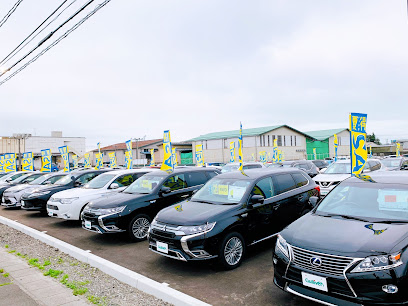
(211, 184), (228, 195)
(378, 190), (408, 212)
(142, 180), (151, 189)
(228, 186), (246, 200)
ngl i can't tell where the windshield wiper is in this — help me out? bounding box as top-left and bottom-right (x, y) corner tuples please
(191, 199), (214, 204)
(321, 214), (369, 222)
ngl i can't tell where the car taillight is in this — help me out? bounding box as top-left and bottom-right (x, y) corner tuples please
(314, 185), (320, 195)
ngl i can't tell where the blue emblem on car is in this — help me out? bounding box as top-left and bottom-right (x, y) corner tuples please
(310, 257), (322, 267)
(365, 224), (387, 235)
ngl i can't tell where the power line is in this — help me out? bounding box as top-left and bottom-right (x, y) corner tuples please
(0, 0), (24, 29)
(0, 0), (95, 77)
(0, 0), (112, 87)
(0, 0), (70, 66)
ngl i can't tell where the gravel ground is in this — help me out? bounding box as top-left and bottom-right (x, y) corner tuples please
(0, 223), (171, 306)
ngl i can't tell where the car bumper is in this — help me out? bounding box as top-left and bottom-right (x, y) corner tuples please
(20, 199), (47, 211)
(1, 195), (21, 208)
(81, 212), (126, 234)
(46, 201), (82, 220)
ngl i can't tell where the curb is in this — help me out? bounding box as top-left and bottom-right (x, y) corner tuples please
(0, 216), (210, 306)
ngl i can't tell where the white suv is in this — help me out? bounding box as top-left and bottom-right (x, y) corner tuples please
(47, 169), (152, 220)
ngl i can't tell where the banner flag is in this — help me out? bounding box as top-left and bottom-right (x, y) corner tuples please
(368, 146), (372, 158)
(238, 123), (243, 171)
(97, 142), (101, 153)
(41, 149), (52, 172)
(229, 142), (235, 163)
(313, 148), (317, 160)
(22, 152), (34, 172)
(333, 134), (338, 161)
(4, 153), (16, 173)
(58, 146), (70, 172)
(84, 153), (91, 168)
(72, 155), (78, 168)
(160, 130), (174, 171)
(268, 152), (271, 162)
(195, 144), (204, 167)
(172, 148), (178, 167)
(259, 151), (267, 164)
(95, 153), (103, 170)
(150, 149), (155, 166)
(0, 155), (4, 173)
(109, 152), (117, 168)
(349, 112), (367, 176)
(278, 150), (283, 162)
(396, 143), (401, 157)
(125, 139), (133, 169)
(272, 139), (278, 163)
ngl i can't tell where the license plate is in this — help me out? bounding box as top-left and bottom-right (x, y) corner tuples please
(156, 241), (168, 254)
(21, 200), (25, 207)
(85, 220), (92, 229)
(48, 211), (53, 217)
(301, 272), (328, 292)
(320, 190), (328, 196)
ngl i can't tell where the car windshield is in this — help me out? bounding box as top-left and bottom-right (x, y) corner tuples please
(123, 174), (165, 194)
(20, 173), (44, 184)
(54, 175), (75, 185)
(191, 178), (252, 204)
(281, 163), (293, 168)
(29, 174), (52, 185)
(221, 165), (239, 173)
(13, 174), (34, 183)
(315, 182), (408, 222)
(266, 163), (282, 168)
(324, 162), (351, 174)
(83, 174), (116, 189)
(381, 159), (401, 168)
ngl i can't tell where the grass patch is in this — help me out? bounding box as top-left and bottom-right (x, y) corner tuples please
(57, 257), (64, 264)
(4, 245), (9, 249)
(60, 274), (89, 296)
(88, 295), (107, 305)
(0, 269), (3, 273)
(3, 273), (9, 277)
(8, 250), (15, 254)
(43, 260), (51, 266)
(43, 269), (63, 278)
(0, 282), (12, 287)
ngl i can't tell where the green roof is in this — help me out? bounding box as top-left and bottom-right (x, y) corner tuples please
(189, 125), (313, 141)
(305, 128), (348, 141)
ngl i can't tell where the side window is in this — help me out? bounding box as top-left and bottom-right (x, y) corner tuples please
(207, 171), (218, 179)
(292, 173), (309, 187)
(370, 161), (381, 171)
(251, 177), (274, 198)
(299, 163), (311, 170)
(113, 174), (134, 187)
(76, 173), (98, 184)
(45, 175), (64, 184)
(274, 174), (297, 194)
(132, 173), (144, 181)
(187, 172), (209, 186)
(163, 174), (187, 191)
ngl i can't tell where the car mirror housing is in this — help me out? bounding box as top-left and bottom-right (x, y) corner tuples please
(159, 186), (171, 196)
(74, 181), (82, 187)
(250, 195), (264, 205)
(308, 196), (319, 208)
(110, 183), (119, 189)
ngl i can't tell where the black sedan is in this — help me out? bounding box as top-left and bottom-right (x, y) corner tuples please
(273, 172), (408, 305)
(148, 168), (320, 269)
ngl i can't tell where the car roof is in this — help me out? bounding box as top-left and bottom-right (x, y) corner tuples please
(145, 167), (217, 176)
(215, 167), (305, 180)
(101, 169), (154, 176)
(346, 172), (408, 185)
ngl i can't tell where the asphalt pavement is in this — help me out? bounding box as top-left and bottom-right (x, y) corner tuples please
(0, 207), (317, 305)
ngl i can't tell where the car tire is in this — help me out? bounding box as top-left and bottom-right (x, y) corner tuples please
(217, 232), (245, 270)
(128, 214), (151, 242)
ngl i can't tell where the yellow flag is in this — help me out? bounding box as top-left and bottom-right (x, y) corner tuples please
(350, 113), (367, 176)
(4, 153), (16, 173)
(41, 149), (52, 172)
(59, 146), (70, 172)
(150, 149), (155, 166)
(238, 123), (243, 171)
(229, 142), (235, 162)
(95, 153), (103, 170)
(22, 152), (34, 171)
(396, 143), (401, 157)
(172, 148), (178, 167)
(109, 152), (117, 168)
(272, 139), (278, 163)
(84, 153), (91, 168)
(195, 144), (204, 167)
(160, 130), (174, 171)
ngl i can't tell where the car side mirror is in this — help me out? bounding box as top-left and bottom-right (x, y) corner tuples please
(5, 178), (11, 183)
(110, 183), (119, 189)
(74, 181), (82, 187)
(250, 195), (264, 205)
(308, 196), (319, 208)
(159, 186), (171, 196)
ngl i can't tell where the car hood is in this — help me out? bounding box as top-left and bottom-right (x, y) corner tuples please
(87, 192), (151, 208)
(52, 187), (109, 199)
(313, 173), (350, 182)
(282, 213), (408, 258)
(5, 184), (41, 194)
(156, 200), (239, 225)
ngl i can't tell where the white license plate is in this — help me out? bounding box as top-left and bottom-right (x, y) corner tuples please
(320, 190), (328, 196)
(156, 241), (168, 254)
(301, 272), (328, 292)
(21, 200), (25, 207)
(85, 220), (92, 229)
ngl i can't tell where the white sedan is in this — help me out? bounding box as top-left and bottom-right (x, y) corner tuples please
(46, 169), (152, 220)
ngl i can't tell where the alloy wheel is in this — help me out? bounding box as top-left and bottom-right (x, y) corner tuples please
(132, 217), (150, 239)
(224, 236), (243, 266)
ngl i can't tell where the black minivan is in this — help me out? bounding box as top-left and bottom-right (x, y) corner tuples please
(81, 167), (219, 241)
(273, 172), (408, 305)
(148, 168), (320, 269)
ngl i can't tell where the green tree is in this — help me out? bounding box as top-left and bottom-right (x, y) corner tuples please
(367, 133), (381, 145)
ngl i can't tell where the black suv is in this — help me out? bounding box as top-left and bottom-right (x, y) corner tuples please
(148, 168), (320, 269)
(21, 169), (110, 212)
(273, 172), (408, 305)
(81, 167), (220, 241)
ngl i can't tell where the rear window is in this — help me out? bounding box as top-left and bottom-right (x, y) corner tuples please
(252, 177), (275, 198)
(292, 173), (309, 187)
(187, 172), (209, 186)
(275, 174), (296, 194)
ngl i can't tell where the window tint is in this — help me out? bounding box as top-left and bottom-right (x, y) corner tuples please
(187, 172), (209, 186)
(292, 173), (308, 187)
(369, 161), (381, 171)
(251, 177), (275, 198)
(76, 173), (98, 184)
(207, 171), (218, 179)
(113, 174), (135, 187)
(275, 174), (296, 194)
(163, 174), (187, 191)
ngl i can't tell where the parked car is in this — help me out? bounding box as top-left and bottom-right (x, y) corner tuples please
(311, 160), (329, 170)
(380, 157), (408, 171)
(2, 173), (67, 208)
(221, 162), (266, 173)
(81, 167), (220, 241)
(0, 171), (29, 187)
(313, 158), (384, 196)
(20, 169), (111, 212)
(47, 169), (153, 221)
(273, 171), (408, 305)
(268, 160), (319, 178)
(148, 168), (320, 269)
(0, 172), (42, 199)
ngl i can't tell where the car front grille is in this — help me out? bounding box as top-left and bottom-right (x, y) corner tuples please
(291, 245), (354, 277)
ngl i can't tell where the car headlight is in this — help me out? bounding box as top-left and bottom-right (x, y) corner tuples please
(179, 222), (216, 235)
(275, 234), (290, 259)
(98, 206), (126, 215)
(351, 252), (402, 273)
(60, 197), (79, 204)
(28, 191), (51, 198)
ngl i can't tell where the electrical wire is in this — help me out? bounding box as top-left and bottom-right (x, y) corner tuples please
(0, 0), (78, 66)
(0, 0), (69, 66)
(0, 0), (95, 77)
(0, 0), (24, 29)
(0, 0), (112, 87)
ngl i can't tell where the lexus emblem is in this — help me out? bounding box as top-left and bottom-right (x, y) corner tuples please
(163, 225), (167, 232)
(310, 257), (322, 267)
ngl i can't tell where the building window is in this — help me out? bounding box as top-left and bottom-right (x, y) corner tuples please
(277, 135), (282, 146)
(268, 135), (270, 147)
(260, 136), (263, 147)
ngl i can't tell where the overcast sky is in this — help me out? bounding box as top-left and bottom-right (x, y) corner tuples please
(0, 0), (407, 150)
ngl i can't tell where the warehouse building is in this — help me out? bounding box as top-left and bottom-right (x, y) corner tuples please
(304, 128), (350, 160)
